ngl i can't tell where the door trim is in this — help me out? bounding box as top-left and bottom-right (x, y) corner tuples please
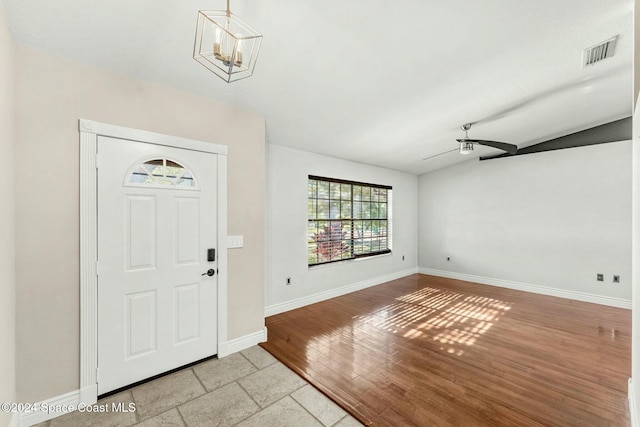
(79, 119), (228, 404)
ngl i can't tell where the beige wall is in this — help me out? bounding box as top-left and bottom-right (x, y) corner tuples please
(14, 46), (265, 402)
(0, 7), (16, 427)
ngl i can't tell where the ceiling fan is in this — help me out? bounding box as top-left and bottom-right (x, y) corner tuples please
(423, 123), (518, 160)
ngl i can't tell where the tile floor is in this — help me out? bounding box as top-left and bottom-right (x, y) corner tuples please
(33, 346), (362, 427)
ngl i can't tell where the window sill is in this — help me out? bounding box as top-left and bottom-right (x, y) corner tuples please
(308, 251), (393, 270)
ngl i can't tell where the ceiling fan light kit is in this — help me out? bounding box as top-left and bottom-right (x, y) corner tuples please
(423, 123), (519, 161)
(193, 0), (263, 83)
(459, 140), (474, 155)
(455, 123), (518, 155)
(458, 123), (475, 155)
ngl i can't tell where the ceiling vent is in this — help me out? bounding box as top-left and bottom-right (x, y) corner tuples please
(582, 36), (617, 68)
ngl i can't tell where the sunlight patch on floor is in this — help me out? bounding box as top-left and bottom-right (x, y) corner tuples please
(357, 287), (512, 355)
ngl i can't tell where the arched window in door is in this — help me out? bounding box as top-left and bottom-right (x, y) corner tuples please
(126, 158), (197, 189)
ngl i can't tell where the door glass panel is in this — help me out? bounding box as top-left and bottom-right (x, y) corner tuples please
(126, 158), (198, 189)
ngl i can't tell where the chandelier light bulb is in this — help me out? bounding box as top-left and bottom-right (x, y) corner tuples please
(234, 39), (243, 67)
(213, 28), (223, 60)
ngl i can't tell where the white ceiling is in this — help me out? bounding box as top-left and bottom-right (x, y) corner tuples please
(1, 0), (633, 174)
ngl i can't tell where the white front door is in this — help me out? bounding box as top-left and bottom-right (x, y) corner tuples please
(97, 135), (218, 394)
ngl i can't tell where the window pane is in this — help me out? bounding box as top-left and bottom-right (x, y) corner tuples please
(317, 200), (329, 219)
(308, 244), (318, 264)
(156, 176), (173, 186)
(379, 189), (387, 202)
(353, 186), (362, 201)
(362, 187), (371, 200)
(330, 182), (341, 200)
(165, 165), (185, 178)
(318, 181), (329, 199)
(342, 242), (353, 259)
(353, 220), (363, 238)
(362, 202), (371, 219)
(175, 176), (196, 187)
(308, 180), (317, 198)
(371, 220), (379, 236)
(341, 184), (351, 200)
(378, 221), (387, 236)
(362, 238), (372, 253)
(353, 238), (363, 255)
(129, 167), (148, 184)
(371, 188), (380, 202)
(379, 203), (387, 219)
(341, 201), (352, 218)
(353, 202), (362, 219)
(363, 220), (372, 237)
(311, 222), (341, 262)
(330, 200), (341, 218)
(143, 162), (162, 176)
(308, 199), (317, 219)
(371, 202), (379, 218)
(317, 221), (328, 232)
(307, 221), (317, 242)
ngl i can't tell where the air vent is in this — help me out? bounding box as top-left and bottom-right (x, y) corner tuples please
(582, 36), (617, 68)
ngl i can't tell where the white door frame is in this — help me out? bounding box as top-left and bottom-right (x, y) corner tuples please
(79, 119), (228, 404)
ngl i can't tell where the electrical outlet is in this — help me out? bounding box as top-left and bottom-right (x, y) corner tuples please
(613, 275), (620, 283)
(597, 274), (604, 282)
(286, 277), (291, 286)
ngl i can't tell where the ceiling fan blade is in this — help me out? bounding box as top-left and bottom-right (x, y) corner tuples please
(422, 148), (458, 161)
(460, 139), (518, 155)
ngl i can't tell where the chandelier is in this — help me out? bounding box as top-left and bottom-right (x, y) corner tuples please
(193, 0), (263, 83)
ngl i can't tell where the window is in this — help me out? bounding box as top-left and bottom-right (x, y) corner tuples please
(308, 176), (392, 266)
(126, 158), (197, 189)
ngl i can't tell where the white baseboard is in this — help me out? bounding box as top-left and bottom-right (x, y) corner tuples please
(419, 268), (632, 309)
(218, 327), (268, 358)
(630, 378), (638, 427)
(79, 383), (98, 406)
(265, 267), (419, 317)
(17, 388), (80, 427)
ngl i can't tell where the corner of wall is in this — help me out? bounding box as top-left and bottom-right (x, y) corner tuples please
(0, 3), (17, 427)
(630, 77), (640, 426)
(218, 327), (267, 358)
(630, 378), (638, 427)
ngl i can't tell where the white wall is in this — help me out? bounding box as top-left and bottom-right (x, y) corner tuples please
(266, 144), (418, 313)
(0, 7), (15, 427)
(632, 96), (640, 425)
(14, 46), (266, 403)
(418, 141), (632, 304)
(631, 2), (640, 418)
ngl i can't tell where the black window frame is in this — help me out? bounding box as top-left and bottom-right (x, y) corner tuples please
(308, 175), (392, 267)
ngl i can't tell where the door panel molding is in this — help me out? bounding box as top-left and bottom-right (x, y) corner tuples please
(79, 119), (228, 403)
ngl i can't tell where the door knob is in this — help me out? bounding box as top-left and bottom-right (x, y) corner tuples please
(202, 269), (215, 277)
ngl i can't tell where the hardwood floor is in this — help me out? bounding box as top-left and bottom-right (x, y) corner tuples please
(260, 274), (631, 426)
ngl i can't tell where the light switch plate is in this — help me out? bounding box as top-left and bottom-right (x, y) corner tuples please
(228, 235), (244, 248)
